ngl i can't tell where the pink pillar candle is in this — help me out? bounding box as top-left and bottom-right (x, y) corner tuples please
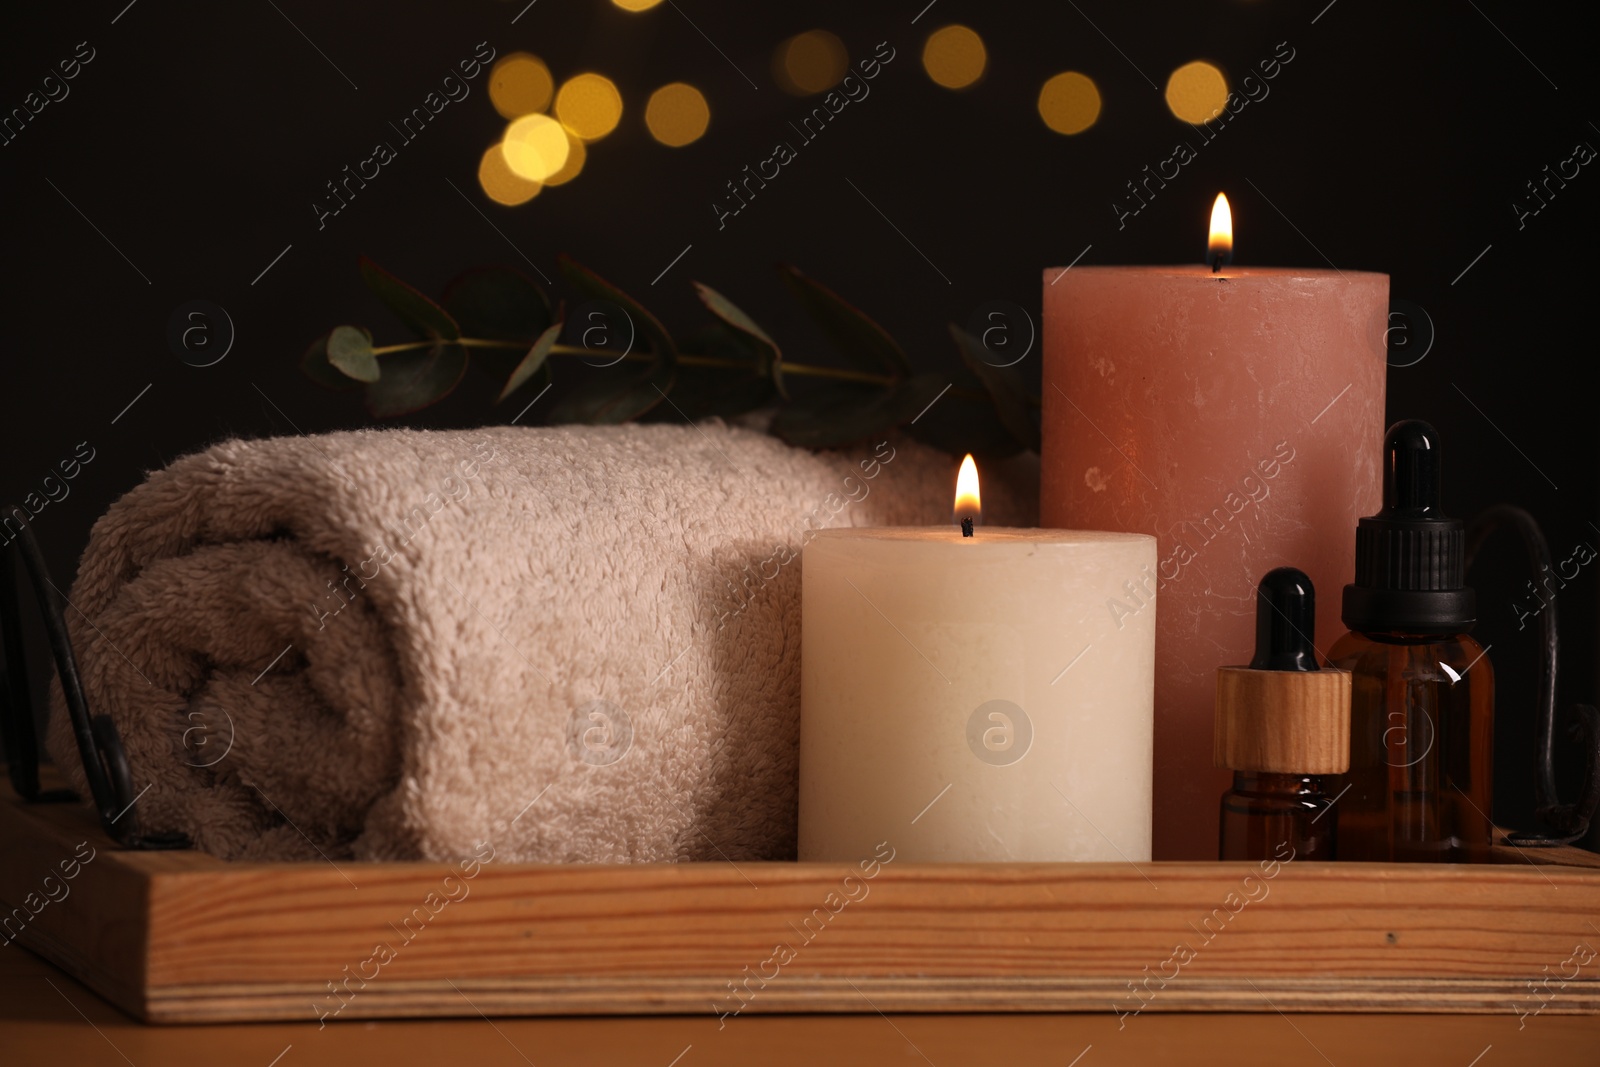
(1041, 264), (1387, 860)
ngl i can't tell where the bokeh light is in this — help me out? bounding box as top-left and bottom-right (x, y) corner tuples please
(611, 0), (664, 9)
(921, 25), (986, 89)
(1037, 72), (1101, 135)
(478, 144), (541, 206)
(544, 131), (587, 186)
(555, 73), (624, 141)
(488, 53), (554, 120)
(774, 30), (848, 95)
(502, 113), (571, 182)
(645, 82), (710, 146)
(1165, 61), (1229, 124)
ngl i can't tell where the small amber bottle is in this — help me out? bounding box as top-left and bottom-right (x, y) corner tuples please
(1330, 421), (1494, 863)
(1216, 568), (1352, 861)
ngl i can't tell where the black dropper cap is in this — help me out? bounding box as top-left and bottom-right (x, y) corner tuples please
(1250, 567), (1320, 672)
(1342, 419), (1475, 634)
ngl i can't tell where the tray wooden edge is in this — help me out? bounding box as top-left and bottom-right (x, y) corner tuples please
(144, 977), (1600, 1025)
(4, 781), (1599, 1024)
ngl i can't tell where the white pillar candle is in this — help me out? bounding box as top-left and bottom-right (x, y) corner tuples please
(798, 485), (1157, 862)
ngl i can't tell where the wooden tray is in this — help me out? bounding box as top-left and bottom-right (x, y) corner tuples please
(4, 780), (1598, 1024)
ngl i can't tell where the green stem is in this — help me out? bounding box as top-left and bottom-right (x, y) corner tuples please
(366, 336), (1041, 406)
(370, 338), (525, 355)
(740, 361), (886, 385)
(369, 338), (897, 385)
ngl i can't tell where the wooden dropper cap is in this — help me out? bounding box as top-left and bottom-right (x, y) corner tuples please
(1214, 567), (1351, 775)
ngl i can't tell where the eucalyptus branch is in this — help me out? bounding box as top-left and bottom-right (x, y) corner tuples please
(309, 256), (1042, 451)
(369, 337), (907, 386)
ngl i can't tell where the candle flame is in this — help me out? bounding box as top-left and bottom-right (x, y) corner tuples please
(1208, 192), (1233, 268)
(954, 453), (981, 526)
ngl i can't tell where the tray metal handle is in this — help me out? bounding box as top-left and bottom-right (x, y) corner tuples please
(1, 511), (188, 849)
(1467, 503), (1600, 847)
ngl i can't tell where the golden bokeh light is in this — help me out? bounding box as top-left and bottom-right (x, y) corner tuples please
(555, 73), (623, 141)
(544, 131), (587, 186)
(502, 113), (571, 182)
(1037, 71), (1101, 135)
(921, 25), (986, 89)
(478, 143), (541, 206)
(645, 82), (710, 146)
(775, 30), (848, 95)
(1165, 61), (1229, 124)
(611, 0), (664, 9)
(488, 53), (554, 120)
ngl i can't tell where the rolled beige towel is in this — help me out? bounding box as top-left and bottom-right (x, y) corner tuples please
(46, 422), (1037, 862)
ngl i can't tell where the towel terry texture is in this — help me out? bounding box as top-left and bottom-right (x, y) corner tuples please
(46, 422), (1037, 863)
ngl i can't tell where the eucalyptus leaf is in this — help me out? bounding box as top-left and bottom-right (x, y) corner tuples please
(444, 266), (552, 341)
(444, 267), (553, 381)
(656, 367), (775, 421)
(949, 324), (1041, 452)
(364, 342), (468, 418)
(552, 256), (677, 423)
(693, 283), (776, 348)
(779, 265), (910, 378)
(654, 323), (777, 420)
(301, 331), (363, 391)
(503, 362), (552, 415)
(498, 322), (562, 402)
(694, 282), (785, 398)
(771, 374), (946, 448)
(559, 256), (676, 364)
(327, 325), (380, 383)
(902, 391), (1021, 459)
(359, 256), (460, 341)
(547, 374), (667, 425)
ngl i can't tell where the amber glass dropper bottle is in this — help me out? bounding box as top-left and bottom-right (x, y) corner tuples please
(1330, 420), (1494, 863)
(1216, 568), (1352, 861)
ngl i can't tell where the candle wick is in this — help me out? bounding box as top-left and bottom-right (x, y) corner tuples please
(1210, 253), (1224, 275)
(961, 517), (974, 538)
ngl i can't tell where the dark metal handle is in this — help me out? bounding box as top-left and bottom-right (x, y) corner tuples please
(0, 512), (188, 850)
(1466, 503), (1600, 847)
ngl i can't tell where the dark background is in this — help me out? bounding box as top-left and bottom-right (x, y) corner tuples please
(3, 0), (1596, 848)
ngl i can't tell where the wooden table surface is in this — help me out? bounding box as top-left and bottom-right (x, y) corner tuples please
(4, 946), (1597, 1067)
